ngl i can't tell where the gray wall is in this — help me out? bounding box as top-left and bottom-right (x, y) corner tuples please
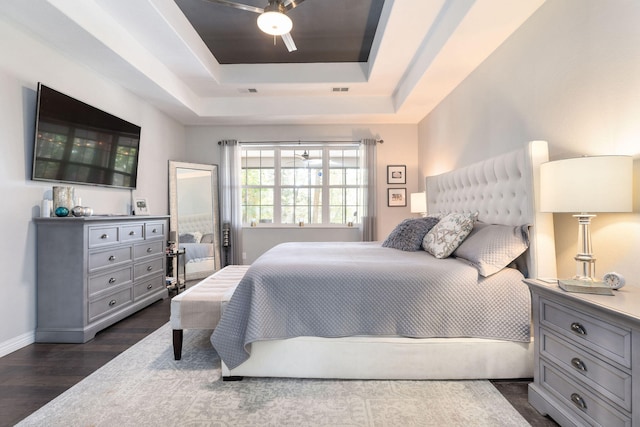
(0, 19), (186, 355)
(418, 0), (640, 281)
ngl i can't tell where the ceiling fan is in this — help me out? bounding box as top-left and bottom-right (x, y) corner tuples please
(204, 0), (306, 52)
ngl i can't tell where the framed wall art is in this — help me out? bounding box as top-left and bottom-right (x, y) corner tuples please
(387, 188), (407, 207)
(134, 197), (150, 215)
(387, 165), (406, 184)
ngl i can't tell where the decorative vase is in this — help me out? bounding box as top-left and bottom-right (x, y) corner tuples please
(52, 186), (74, 214)
(55, 206), (69, 217)
(71, 206), (85, 217)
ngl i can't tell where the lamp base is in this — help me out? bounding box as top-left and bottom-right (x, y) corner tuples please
(558, 279), (613, 295)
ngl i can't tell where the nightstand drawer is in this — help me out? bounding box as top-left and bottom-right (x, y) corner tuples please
(88, 288), (133, 322)
(88, 266), (133, 297)
(540, 298), (631, 368)
(133, 240), (164, 260)
(145, 222), (165, 240)
(88, 225), (119, 248)
(540, 361), (630, 427)
(540, 328), (631, 411)
(134, 257), (164, 280)
(88, 246), (133, 271)
(121, 224), (144, 242)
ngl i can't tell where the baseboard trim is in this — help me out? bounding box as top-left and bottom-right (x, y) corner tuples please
(0, 330), (35, 357)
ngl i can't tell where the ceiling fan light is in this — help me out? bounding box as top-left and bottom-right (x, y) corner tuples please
(257, 11), (292, 36)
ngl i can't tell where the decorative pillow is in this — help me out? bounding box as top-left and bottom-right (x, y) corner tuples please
(453, 222), (530, 277)
(422, 212), (476, 258)
(179, 231), (202, 244)
(382, 216), (440, 251)
(200, 233), (215, 244)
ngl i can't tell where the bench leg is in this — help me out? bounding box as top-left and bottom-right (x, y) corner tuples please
(173, 329), (183, 360)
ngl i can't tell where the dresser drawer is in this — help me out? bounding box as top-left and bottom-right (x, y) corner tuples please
(540, 361), (630, 427)
(88, 266), (133, 297)
(145, 222), (165, 240)
(540, 298), (631, 368)
(134, 274), (164, 300)
(88, 288), (133, 322)
(88, 225), (119, 248)
(134, 257), (164, 280)
(134, 240), (164, 260)
(88, 246), (133, 272)
(121, 224), (144, 243)
(540, 328), (631, 411)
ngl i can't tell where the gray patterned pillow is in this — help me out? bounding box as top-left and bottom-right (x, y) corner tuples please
(382, 217), (440, 251)
(422, 212), (476, 258)
(453, 222), (530, 277)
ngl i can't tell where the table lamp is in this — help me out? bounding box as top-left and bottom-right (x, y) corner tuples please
(410, 192), (427, 217)
(540, 155), (632, 284)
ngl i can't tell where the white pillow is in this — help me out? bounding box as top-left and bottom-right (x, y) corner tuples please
(453, 222), (530, 277)
(422, 212), (476, 259)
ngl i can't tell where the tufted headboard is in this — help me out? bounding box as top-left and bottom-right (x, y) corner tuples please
(425, 141), (557, 279)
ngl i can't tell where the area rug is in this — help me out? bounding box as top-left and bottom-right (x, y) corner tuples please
(17, 323), (529, 426)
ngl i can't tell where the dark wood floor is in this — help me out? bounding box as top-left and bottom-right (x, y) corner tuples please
(0, 292), (558, 427)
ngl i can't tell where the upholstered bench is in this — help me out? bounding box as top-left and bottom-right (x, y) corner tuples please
(170, 264), (250, 360)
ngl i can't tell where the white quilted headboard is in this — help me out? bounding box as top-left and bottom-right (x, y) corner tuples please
(425, 141), (557, 279)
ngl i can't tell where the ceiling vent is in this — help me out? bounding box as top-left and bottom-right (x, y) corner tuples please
(332, 87), (349, 92)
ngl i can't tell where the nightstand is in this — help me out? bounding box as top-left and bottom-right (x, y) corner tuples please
(524, 279), (640, 426)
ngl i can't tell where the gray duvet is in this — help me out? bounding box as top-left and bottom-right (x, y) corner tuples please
(211, 242), (530, 369)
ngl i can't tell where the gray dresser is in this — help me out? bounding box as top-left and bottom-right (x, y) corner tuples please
(525, 279), (640, 426)
(35, 215), (169, 343)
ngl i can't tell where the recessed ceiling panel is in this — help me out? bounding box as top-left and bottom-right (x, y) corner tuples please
(175, 0), (385, 64)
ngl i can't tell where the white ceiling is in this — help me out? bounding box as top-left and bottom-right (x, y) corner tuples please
(0, 0), (545, 126)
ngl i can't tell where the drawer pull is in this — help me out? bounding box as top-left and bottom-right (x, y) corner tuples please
(101, 233), (109, 239)
(146, 247), (153, 253)
(570, 393), (587, 410)
(147, 284), (153, 290)
(108, 299), (117, 307)
(152, 228), (157, 233)
(108, 255), (116, 261)
(108, 277), (116, 284)
(129, 231), (136, 236)
(146, 266), (153, 271)
(571, 357), (587, 372)
(570, 322), (587, 336)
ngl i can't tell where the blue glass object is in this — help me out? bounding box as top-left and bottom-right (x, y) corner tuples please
(55, 207), (69, 217)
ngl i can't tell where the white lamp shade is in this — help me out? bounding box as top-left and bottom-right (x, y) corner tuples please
(540, 156), (632, 213)
(410, 192), (427, 213)
(257, 11), (292, 36)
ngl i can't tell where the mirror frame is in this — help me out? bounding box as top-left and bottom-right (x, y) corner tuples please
(168, 161), (222, 276)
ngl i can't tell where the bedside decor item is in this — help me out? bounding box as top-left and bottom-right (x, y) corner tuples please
(54, 206), (69, 217)
(52, 186), (74, 213)
(387, 165), (406, 184)
(71, 206), (85, 217)
(540, 155), (632, 283)
(410, 191), (427, 216)
(603, 271), (626, 290)
(387, 188), (406, 207)
(134, 198), (150, 215)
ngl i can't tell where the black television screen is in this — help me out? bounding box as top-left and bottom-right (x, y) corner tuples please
(32, 83), (141, 189)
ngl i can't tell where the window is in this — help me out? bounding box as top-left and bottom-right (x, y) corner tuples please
(241, 145), (361, 225)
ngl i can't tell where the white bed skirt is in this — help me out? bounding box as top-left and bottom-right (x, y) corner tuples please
(222, 336), (534, 380)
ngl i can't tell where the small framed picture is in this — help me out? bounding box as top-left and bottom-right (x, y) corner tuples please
(387, 188), (407, 207)
(387, 165), (406, 184)
(134, 198), (150, 215)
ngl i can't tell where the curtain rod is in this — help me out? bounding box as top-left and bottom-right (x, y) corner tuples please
(218, 139), (383, 145)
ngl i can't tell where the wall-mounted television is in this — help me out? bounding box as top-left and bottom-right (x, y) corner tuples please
(32, 83), (141, 189)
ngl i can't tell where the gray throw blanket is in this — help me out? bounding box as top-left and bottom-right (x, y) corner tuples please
(212, 242), (530, 369)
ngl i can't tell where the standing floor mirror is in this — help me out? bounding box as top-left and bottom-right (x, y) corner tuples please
(169, 161), (222, 281)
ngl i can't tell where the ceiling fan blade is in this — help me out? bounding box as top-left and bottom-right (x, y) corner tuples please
(203, 0), (263, 14)
(281, 32), (297, 52)
(283, 0), (305, 11)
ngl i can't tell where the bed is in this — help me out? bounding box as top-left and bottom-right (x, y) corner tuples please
(212, 140), (557, 380)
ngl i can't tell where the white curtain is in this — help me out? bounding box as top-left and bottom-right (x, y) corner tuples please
(219, 140), (243, 265)
(359, 138), (378, 241)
